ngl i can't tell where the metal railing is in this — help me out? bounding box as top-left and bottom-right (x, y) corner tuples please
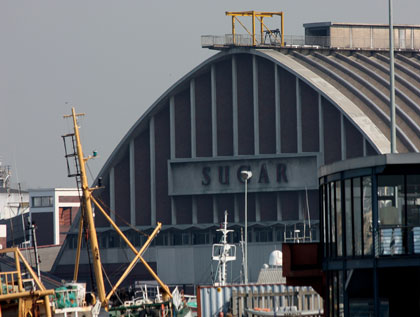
(202, 34), (420, 50)
(232, 286), (323, 316)
(0, 272), (19, 295)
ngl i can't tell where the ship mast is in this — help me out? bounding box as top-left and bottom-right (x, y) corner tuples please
(65, 108), (107, 304)
(212, 211), (236, 286)
(63, 108), (172, 309)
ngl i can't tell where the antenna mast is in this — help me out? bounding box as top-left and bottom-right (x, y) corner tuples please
(212, 211), (236, 286)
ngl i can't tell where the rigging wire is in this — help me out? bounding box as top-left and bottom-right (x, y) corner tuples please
(84, 228), (96, 294)
(101, 262), (124, 305)
(95, 196), (150, 238)
(86, 161), (95, 184)
(12, 152), (31, 262)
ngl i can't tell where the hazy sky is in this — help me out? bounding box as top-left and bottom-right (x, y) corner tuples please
(1, 0), (418, 189)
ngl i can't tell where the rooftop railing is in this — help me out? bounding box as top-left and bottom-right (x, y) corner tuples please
(202, 34), (420, 50)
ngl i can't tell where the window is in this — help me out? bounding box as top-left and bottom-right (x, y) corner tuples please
(362, 176), (373, 256)
(338, 271), (344, 317)
(336, 181), (343, 257)
(407, 175), (420, 227)
(32, 196), (53, 207)
(193, 231), (210, 245)
(255, 228), (273, 243)
(276, 226), (285, 242)
(59, 207), (72, 226)
(172, 232), (190, 245)
(182, 232), (190, 245)
(321, 185), (328, 257)
(377, 175), (405, 255)
(330, 182), (336, 257)
(378, 175), (404, 226)
(326, 184), (331, 257)
(155, 233), (169, 246)
(353, 178), (362, 256)
(345, 179), (353, 256)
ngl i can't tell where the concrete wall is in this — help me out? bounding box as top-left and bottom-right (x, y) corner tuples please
(330, 25), (420, 49)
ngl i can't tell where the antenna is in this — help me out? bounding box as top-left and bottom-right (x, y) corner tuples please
(212, 211), (236, 286)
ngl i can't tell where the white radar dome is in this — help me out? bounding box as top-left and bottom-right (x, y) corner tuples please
(269, 250), (283, 266)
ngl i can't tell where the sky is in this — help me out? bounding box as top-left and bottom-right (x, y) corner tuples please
(1, 0), (418, 190)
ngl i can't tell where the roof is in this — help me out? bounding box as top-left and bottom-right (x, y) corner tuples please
(319, 152), (420, 177)
(0, 188), (28, 194)
(93, 46), (420, 186)
(257, 267), (286, 284)
(303, 21), (420, 29)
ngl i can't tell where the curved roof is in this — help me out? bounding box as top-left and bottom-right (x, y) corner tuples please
(95, 47), (420, 182)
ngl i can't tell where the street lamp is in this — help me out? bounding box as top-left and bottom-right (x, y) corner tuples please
(240, 170), (252, 284)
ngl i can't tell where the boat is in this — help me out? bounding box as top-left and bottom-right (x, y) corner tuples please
(0, 108), (192, 316)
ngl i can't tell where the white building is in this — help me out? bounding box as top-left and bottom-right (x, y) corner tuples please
(0, 163), (29, 220)
(29, 188), (81, 246)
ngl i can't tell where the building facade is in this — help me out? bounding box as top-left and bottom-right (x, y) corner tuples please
(319, 154), (420, 316)
(52, 22), (420, 290)
(29, 188), (80, 246)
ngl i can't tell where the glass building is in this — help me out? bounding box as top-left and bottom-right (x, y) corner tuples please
(319, 153), (420, 316)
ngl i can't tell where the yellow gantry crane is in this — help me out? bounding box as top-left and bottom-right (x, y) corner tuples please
(63, 108), (171, 309)
(225, 11), (284, 46)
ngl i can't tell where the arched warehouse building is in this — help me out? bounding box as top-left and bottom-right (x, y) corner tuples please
(52, 22), (420, 289)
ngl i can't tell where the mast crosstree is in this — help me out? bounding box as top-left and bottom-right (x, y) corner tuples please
(212, 211), (236, 286)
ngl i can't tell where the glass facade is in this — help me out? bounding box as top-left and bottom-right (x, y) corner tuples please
(320, 158), (420, 316)
(322, 172), (420, 258)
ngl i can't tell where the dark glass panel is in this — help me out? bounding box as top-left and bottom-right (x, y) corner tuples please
(336, 181), (343, 257)
(362, 176), (373, 256)
(345, 179), (353, 256)
(353, 178), (362, 256)
(407, 175), (420, 227)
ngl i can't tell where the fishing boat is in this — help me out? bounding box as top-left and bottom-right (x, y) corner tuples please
(0, 108), (192, 316)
